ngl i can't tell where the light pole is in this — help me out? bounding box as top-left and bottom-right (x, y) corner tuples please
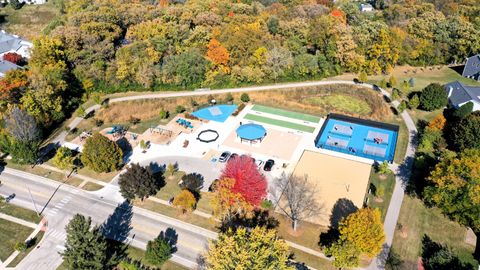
(25, 184), (40, 216)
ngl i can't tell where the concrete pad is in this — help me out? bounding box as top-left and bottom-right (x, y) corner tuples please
(292, 150), (371, 226)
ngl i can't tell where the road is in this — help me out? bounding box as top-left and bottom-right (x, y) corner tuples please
(0, 167), (215, 270)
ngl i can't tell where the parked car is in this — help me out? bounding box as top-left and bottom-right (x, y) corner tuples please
(263, 159), (275, 171)
(228, 153), (239, 161)
(219, 151), (231, 162)
(5, 193), (15, 203)
(255, 159), (264, 169)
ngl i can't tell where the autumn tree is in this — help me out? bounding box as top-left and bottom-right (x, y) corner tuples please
(210, 178), (254, 222)
(220, 155), (267, 206)
(0, 69), (28, 106)
(325, 240), (360, 269)
(205, 227), (294, 270)
(118, 163), (160, 201)
(3, 52), (23, 65)
(80, 134), (123, 173)
(270, 174), (322, 231)
(172, 189), (196, 213)
(427, 114), (446, 131)
(52, 146), (76, 170)
(206, 39), (230, 71)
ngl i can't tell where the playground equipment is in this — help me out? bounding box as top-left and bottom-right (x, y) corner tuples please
(149, 126), (173, 137)
(106, 125), (126, 139)
(176, 118), (194, 129)
(197, 129), (219, 143)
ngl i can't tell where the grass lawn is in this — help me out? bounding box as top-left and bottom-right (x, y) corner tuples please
(0, 219), (34, 261)
(0, 202), (41, 223)
(365, 168), (396, 221)
(251, 104), (321, 123)
(305, 95), (371, 116)
(390, 196), (478, 270)
(6, 162), (84, 187)
(244, 113), (316, 133)
(154, 171), (185, 201)
(408, 108), (443, 126)
(0, 3), (59, 40)
(81, 182), (104, 191)
(75, 167), (118, 183)
(274, 213), (325, 252)
(7, 230), (45, 267)
(391, 117), (409, 164)
(290, 247), (336, 270)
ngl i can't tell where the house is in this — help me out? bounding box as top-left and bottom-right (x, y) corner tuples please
(444, 81), (480, 111)
(0, 30), (33, 58)
(0, 0), (46, 5)
(360, 3), (374, 12)
(462, 54), (480, 81)
(0, 60), (21, 77)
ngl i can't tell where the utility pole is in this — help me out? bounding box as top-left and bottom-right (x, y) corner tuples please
(25, 184), (40, 216)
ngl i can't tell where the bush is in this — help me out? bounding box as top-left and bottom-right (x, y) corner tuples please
(419, 83), (448, 111)
(391, 88), (402, 100)
(388, 75), (397, 88)
(159, 108), (169, 119)
(129, 116), (140, 125)
(172, 189), (196, 213)
(175, 105), (186, 113)
(358, 71), (368, 83)
(453, 102), (473, 119)
(240, 93), (250, 103)
(376, 161), (392, 175)
(14, 241), (27, 251)
(261, 199), (273, 209)
(94, 119), (104, 127)
(376, 186), (385, 198)
(145, 236), (173, 266)
(408, 94), (420, 109)
(10, 0), (22, 10)
(80, 133), (123, 173)
(77, 106), (86, 118)
(52, 146), (75, 170)
(225, 93), (234, 102)
(397, 100), (407, 113)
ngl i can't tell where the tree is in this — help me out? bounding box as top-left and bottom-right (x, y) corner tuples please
(145, 236), (172, 266)
(77, 106), (86, 118)
(3, 52), (23, 65)
(358, 71), (368, 83)
(264, 46), (293, 80)
(179, 173), (203, 193)
(53, 146), (75, 170)
(427, 114), (446, 131)
(62, 214), (113, 270)
(220, 155), (267, 206)
(453, 102), (473, 119)
(166, 163), (177, 176)
(376, 161), (392, 175)
(206, 39), (230, 70)
(205, 227), (294, 270)
(325, 240), (360, 269)
(118, 163), (159, 201)
(161, 49), (208, 87)
(419, 83), (448, 111)
(159, 108), (169, 119)
(338, 208), (385, 258)
(240, 93), (250, 103)
(270, 174), (322, 231)
(80, 133), (123, 173)
(4, 107), (41, 142)
(172, 189), (196, 213)
(9, 0), (22, 10)
(451, 111), (480, 151)
(210, 178), (253, 222)
(423, 149), (480, 236)
(225, 93), (234, 103)
(397, 100), (407, 113)
(408, 94), (420, 109)
(14, 241), (27, 251)
(388, 75), (397, 88)
(175, 105), (185, 113)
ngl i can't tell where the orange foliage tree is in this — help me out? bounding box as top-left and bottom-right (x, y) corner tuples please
(206, 39), (230, 71)
(427, 114), (446, 131)
(0, 70), (28, 103)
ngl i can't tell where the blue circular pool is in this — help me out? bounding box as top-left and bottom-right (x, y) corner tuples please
(236, 123), (267, 141)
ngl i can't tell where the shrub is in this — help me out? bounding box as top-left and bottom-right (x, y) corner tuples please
(80, 133), (123, 173)
(391, 88), (402, 100)
(158, 108), (169, 119)
(376, 186), (385, 198)
(376, 161), (392, 175)
(453, 102), (473, 119)
(145, 236), (172, 266)
(240, 93), (250, 103)
(427, 114), (446, 131)
(388, 75), (397, 88)
(175, 105), (186, 113)
(94, 119), (104, 127)
(225, 93), (234, 102)
(52, 146), (75, 170)
(358, 71), (368, 83)
(419, 83), (448, 111)
(408, 94), (420, 109)
(10, 0), (22, 10)
(172, 189), (196, 213)
(14, 241), (27, 251)
(77, 106), (86, 118)
(261, 199), (273, 209)
(129, 116), (140, 125)
(397, 100), (407, 113)
(139, 140), (147, 150)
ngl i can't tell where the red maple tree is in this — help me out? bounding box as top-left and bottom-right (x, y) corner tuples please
(3, 52), (22, 65)
(220, 155), (267, 206)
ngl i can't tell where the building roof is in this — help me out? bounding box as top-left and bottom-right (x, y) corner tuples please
(0, 31), (26, 54)
(445, 81), (480, 106)
(462, 54), (480, 77)
(0, 60), (21, 76)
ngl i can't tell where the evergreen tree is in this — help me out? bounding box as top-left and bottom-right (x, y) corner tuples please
(145, 235), (172, 266)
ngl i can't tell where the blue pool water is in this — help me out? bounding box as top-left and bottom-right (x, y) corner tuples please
(236, 123), (266, 140)
(192, 105), (237, 122)
(315, 118), (398, 162)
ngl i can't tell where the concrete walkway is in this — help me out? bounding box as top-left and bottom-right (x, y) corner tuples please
(0, 213), (37, 229)
(47, 80), (417, 270)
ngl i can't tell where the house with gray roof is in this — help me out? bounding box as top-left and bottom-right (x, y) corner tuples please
(445, 81), (480, 111)
(0, 60), (21, 77)
(462, 54), (480, 81)
(0, 30), (32, 58)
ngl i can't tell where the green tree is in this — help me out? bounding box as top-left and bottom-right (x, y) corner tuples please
(453, 102), (473, 119)
(419, 83), (448, 111)
(376, 161), (392, 175)
(118, 163), (160, 201)
(397, 100), (407, 113)
(161, 49), (208, 87)
(172, 189), (196, 213)
(53, 146), (75, 170)
(206, 227), (294, 270)
(325, 240), (360, 269)
(451, 111), (480, 151)
(166, 163), (177, 176)
(338, 208), (385, 258)
(240, 93), (250, 103)
(179, 173), (203, 193)
(408, 94), (420, 109)
(77, 106), (86, 118)
(225, 93), (234, 103)
(80, 133), (123, 173)
(62, 214), (113, 270)
(145, 235), (172, 266)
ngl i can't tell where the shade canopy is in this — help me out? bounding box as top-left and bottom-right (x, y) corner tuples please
(236, 123), (266, 141)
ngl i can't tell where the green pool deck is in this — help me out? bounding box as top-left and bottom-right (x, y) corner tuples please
(244, 114), (316, 133)
(251, 105), (321, 123)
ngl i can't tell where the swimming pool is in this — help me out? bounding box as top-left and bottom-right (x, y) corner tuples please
(192, 105), (237, 122)
(315, 114), (398, 162)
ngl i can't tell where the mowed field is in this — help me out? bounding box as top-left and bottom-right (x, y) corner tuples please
(0, 3), (58, 40)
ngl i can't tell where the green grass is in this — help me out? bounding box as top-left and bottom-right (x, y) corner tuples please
(305, 95), (372, 116)
(6, 162), (84, 187)
(392, 117), (409, 164)
(0, 202), (41, 223)
(251, 104), (321, 123)
(7, 230), (45, 267)
(81, 182), (104, 191)
(365, 168), (396, 221)
(274, 213), (325, 252)
(0, 219), (34, 261)
(390, 196), (478, 270)
(244, 114), (316, 133)
(154, 172), (185, 201)
(289, 247), (336, 270)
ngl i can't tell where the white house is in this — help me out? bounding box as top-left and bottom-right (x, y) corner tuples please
(445, 81), (480, 112)
(360, 3), (374, 12)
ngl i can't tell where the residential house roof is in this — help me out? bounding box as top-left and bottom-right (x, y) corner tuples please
(445, 81), (480, 106)
(462, 54), (480, 78)
(0, 31), (25, 55)
(0, 60), (21, 77)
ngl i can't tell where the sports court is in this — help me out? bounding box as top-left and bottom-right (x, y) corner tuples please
(292, 150), (371, 226)
(251, 104), (321, 123)
(192, 105), (237, 122)
(315, 114), (398, 162)
(244, 114), (316, 133)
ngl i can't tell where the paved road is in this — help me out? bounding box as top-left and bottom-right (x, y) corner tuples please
(0, 168), (214, 270)
(46, 80), (417, 270)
